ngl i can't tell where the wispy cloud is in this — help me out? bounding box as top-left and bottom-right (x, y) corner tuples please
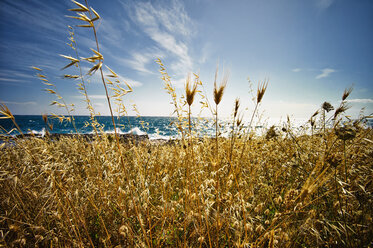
(2, 101), (37, 105)
(292, 68), (302, 72)
(131, 0), (192, 36)
(0, 69), (35, 80)
(122, 49), (164, 74)
(74, 95), (107, 100)
(0, 0), (67, 35)
(93, 102), (105, 108)
(96, 18), (126, 47)
(172, 77), (188, 89)
(90, 95), (107, 100)
(126, 0), (194, 76)
(347, 98), (373, 103)
(0, 70), (34, 84)
(199, 43), (212, 64)
(316, 68), (336, 79)
(81, 67), (143, 87)
(125, 53), (154, 74)
(316, 0), (334, 11)
(0, 78), (27, 83)
(115, 75), (143, 88)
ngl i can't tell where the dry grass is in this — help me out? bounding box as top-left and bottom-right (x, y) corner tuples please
(1, 119), (372, 247)
(1, 1), (373, 247)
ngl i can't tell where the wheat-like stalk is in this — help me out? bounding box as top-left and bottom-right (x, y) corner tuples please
(1, 2), (372, 247)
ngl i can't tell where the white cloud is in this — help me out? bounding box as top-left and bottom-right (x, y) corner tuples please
(0, 78), (26, 83)
(347, 99), (373, 103)
(93, 102), (105, 107)
(128, 0), (194, 76)
(2, 101), (37, 105)
(80, 66), (143, 87)
(122, 49), (164, 74)
(132, 1), (192, 37)
(172, 77), (188, 89)
(97, 18), (123, 44)
(118, 76), (143, 88)
(316, 0), (334, 10)
(90, 95), (107, 99)
(199, 43), (212, 64)
(126, 53), (152, 74)
(74, 95), (107, 100)
(0, 69), (34, 80)
(0, 1), (67, 35)
(143, 29), (192, 74)
(292, 68), (301, 72)
(316, 68), (336, 79)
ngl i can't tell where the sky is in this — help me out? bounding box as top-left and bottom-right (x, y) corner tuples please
(0, 0), (372, 121)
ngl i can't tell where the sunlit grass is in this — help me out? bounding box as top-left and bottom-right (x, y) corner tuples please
(0, 1), (372, 247)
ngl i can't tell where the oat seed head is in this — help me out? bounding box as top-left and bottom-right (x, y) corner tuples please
(322, 102), (334, 112)
(185, 73), (198, 106)
(213, 68), (228, 105)
(334, 104), (350, 119)
(234, 97), (240, 117)
(1, 2), (370, 247)
(0, 103), (14, 119)
(257, 79), (268, 104)
(342, 86), (353, 101)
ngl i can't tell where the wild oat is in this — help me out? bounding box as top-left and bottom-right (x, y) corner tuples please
(0, 2), (372, 248)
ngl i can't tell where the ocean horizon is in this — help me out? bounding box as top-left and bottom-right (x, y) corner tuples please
(1, 115), (372, 140)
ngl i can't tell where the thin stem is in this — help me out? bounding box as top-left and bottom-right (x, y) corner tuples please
(71, 31), (99, 136)
(83, 2), (151, 247)
(215, 104), (218, 153)
(188, 105), (192, 136)
(343, 140), (347, 186)
(10, 117), (24, 137)
(229, 114), (236, 164)
(239, 102), (258, 161)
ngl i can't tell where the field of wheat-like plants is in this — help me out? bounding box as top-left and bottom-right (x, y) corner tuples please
(1, 120), (372, 247)
(1, 1), (372, 247)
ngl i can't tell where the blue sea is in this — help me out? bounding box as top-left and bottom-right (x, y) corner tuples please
(0, 115), (223, 140)
(0, 115), (181, 140)
(1, 115), (372, 140)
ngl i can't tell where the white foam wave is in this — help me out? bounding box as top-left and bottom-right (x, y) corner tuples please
(104, 127), (148, 136)
(28, 128), (46, 137)
(105, 128), (126, 135)
(125, 127), (147, 136)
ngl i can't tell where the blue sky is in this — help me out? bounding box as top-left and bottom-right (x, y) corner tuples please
(0, 0), (372, 120)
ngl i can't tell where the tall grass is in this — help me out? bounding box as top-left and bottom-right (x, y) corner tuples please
(1, 1), (373, 247)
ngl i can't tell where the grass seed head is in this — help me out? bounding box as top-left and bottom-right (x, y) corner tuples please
(311, 110), (319, 118)
(322, 102), (334, 112)
(257, 79), (268, 104)
(0, 103), (14, 119)
(213, 67), (228, 105)
(185, 73), (198, 106)
(334, 104), (350, 119)
(236, 114), (243, 126)
(234, 97), (240, 117)
(42, 114), (48, 123)
(1, 2), (371, 247)
(342, 86), (353, 101)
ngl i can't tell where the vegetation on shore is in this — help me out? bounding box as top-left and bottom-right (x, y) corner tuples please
(1, 1), (372, 247)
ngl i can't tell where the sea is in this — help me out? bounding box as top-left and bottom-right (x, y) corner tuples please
(0, 115), (223, 140)
(1, 115), (372, 140)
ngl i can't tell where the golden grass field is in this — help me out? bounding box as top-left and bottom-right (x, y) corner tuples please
(1, 1), (372, 247)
